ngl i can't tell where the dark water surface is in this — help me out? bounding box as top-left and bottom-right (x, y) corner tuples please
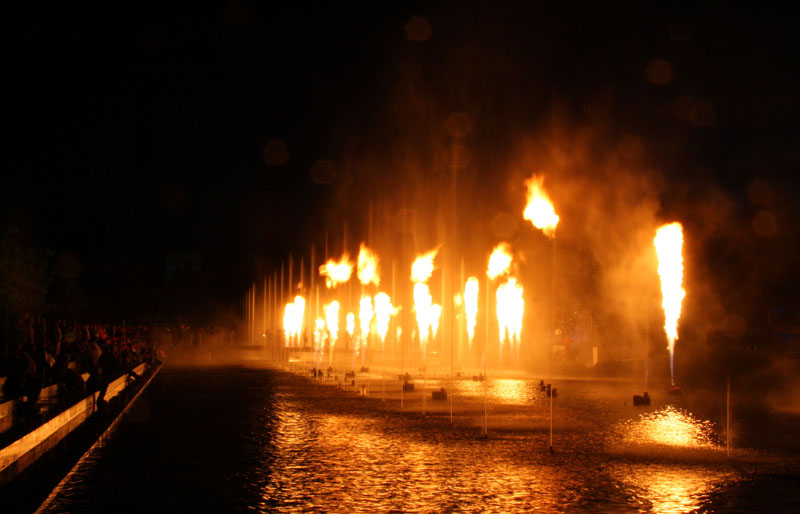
(37, 365), (799, 513)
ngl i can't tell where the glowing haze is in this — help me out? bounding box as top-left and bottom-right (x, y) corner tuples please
(523, 175), (559, 237)
(654, 222), (686, 384)
(319, 254), (353, 288)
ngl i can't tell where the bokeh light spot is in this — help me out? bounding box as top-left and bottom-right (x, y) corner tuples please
(263, 139), (289, 166)
(405, 16), (432, 42)
(752, 210), (777, 236)
(310, 160), (336, 185)
(645, 59), (673, 85)
(444, 112), (472, 138)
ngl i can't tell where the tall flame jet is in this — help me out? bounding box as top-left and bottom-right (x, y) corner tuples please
(411, 248), (442, 360)
(654, 222), (686, 384)
(464, 277), (479, 348)
(319, 254), (353, 288)
(357, 243), (380, 286)
(282, 295), (306, 346)
(324, 301), (340, 366)
(359, 295), (374, 364)
(373, 292), (393, 344)
(487, 243), (523, 362)
(523, 175), (559, 237)
(496, 278), (524, 360)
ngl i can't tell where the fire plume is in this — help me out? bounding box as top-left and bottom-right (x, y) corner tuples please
(413, 283), (440, 348)
(357, 243), (380, 286)
(496, 278), (524, 360)
(346, 312), (355, 337)
(487, 242), (513, 279)
(411, 249), (442, 357)
(319, 254), (353, 288)
(523, 175), (559, 237)
(654, 222), (686, 384)
(410, 248), (438, 282)
(359, 295), (374, 339)
(373, 292), (393, 342)
(324, 301), (340, 346)
(464, 277), (479, 346)
(282, 295), (306, 345)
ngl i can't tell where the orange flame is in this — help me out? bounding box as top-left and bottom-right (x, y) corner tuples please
(319, 254), (353, 288)
(359, 295), (374, 339)
(523, 175), (559, 237)
(410, 248), (438, 282)
(373, 292), (393, 342)
(487, 242), (513, 280)
(282, 295), (306, 345)
(357, 243), (380, 286)
(413, 282), (441, 353)
(324, 301), (340, 346)
(314, 316), (326, 356)
(464, 277), (479, 346)
(411, 249), (442, 358)
(496, 277), (524, 358)
(346, 312), (355, 337)
(654, 222), (685, 382)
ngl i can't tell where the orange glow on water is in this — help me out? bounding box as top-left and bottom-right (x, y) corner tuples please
(624, 406), (717, 449)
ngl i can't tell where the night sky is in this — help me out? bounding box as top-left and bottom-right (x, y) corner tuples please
(4, 2), (798, 326)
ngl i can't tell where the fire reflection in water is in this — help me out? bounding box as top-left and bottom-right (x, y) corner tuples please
(620, 406), (719, 449)
(613, 464), (737, 514)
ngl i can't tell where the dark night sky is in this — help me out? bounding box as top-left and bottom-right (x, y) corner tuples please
(3, 2), (798, 324)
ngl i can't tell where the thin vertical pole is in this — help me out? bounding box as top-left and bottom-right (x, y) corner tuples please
(550, 233), (556, 452)
(726, 376), (731, 457)
(280, 263), (285, 366)
(484, 273), (489, 437)
(449, 262), (453, 424)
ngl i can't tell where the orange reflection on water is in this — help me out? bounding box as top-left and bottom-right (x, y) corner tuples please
(623, 406), (718, 449)
(492, 378), (530, 404)
(614, 464), (736, 514)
